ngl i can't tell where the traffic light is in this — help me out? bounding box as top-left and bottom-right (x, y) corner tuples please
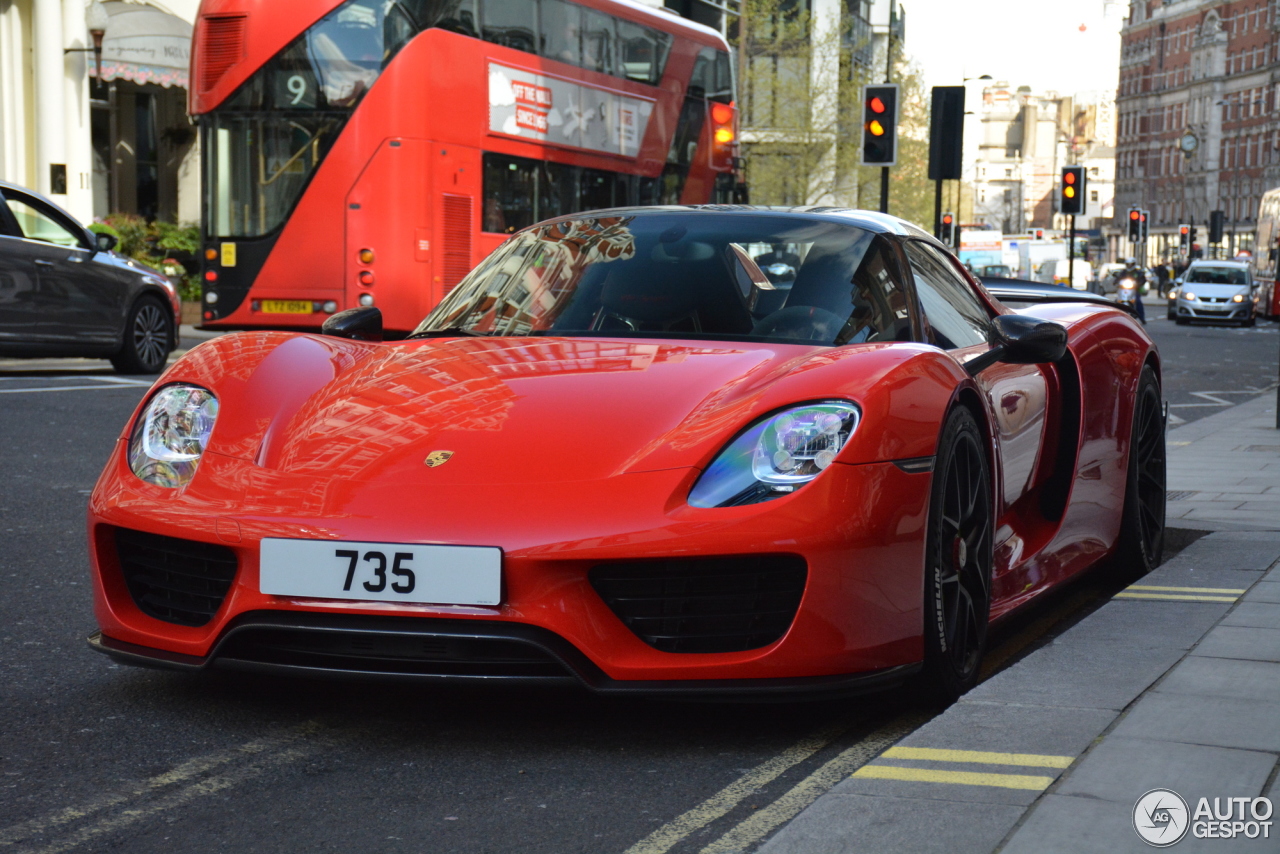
(1209, 210), (1225, 243)
(1060, 166), (1086, 215)
(861, 84), (899, 166)
(1178, 224), (1191, 254)
(1139, 210), (1149, 243)
(1127, 208), (1141, 242)
(940, 212), (955, 244)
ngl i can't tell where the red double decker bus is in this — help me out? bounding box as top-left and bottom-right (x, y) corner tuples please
(191, 0), (741, 334)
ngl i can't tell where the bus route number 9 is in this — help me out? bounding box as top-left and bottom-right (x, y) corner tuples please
(287, 75), (308, 105)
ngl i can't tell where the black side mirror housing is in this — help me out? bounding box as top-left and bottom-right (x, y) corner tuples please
(965, 314), (1067, 376)
(95, 232), (118, 252)
(321, 307), (383, 342)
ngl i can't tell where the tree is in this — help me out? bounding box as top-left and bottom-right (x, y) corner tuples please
(736, 2), (972, 235)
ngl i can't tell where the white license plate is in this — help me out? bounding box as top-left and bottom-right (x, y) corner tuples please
(259, 538), (501, 606)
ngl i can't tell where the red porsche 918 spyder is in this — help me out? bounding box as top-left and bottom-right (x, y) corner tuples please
(87, 208), (1165, 700)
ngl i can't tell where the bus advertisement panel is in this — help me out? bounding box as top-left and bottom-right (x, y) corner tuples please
(192, 0), (740, 334)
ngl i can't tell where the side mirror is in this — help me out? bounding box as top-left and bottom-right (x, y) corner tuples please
(321, 307), (383, 342)
(965, 314), (1067, 376)
(95, 232), (117, 252)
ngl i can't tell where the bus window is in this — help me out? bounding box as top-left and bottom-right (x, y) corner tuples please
(405, 0), (477, 35)
(616, 19), (668, 84)
(481, 0), (536, 52)
(484, 155), (537, 232)
(540, 0), (581, 66)
(580, 8), (615, 76)
(691, 48), (732, 103)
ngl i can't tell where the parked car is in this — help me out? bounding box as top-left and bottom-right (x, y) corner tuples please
(86, 207), (1164, 702)
(0, 180), (179, 373)
(978, 264), (1012, 278)
(1170, 260), (1255, 326)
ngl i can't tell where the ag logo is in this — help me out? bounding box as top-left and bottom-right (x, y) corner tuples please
(1134, 789), (1190, 847)
(424, 450), (454, 468)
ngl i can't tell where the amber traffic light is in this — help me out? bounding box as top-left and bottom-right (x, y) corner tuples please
(1060, 166), (1085, 215)
(861, 85), (899, 166)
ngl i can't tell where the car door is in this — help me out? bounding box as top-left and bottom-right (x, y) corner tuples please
(902, 240), (1050, 513)
(0, 189), (120, 344)
(0, 195), (43, 344)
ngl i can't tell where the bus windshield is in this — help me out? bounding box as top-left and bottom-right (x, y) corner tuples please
(412, 213), (911, 347)
(205, 0), (420, 237)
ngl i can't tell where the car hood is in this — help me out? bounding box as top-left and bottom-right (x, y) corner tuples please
(181, 332), (935, 486)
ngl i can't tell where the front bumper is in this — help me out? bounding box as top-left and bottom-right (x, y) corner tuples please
(88, 443), (933, 690)
(1176, 298), (1253, 320)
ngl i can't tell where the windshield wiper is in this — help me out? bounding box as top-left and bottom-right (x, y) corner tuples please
(406, 327), (490, 339)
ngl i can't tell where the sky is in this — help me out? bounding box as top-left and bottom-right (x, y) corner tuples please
(884, 0), (1129, 96)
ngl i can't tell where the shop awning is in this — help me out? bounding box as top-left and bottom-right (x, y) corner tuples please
(89, 2), (192, 89)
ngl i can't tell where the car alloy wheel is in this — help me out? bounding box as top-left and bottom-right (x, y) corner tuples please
(112, 297), (172, 374)
(922, 406), (993, 700)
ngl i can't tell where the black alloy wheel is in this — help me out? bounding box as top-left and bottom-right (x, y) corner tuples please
(922, 406), (993, 701)
(112, 297), (173, 374)
(1116, 364), (1166, 577)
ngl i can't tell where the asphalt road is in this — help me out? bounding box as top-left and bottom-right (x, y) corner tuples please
(0, 314), (1272, 853)
(1144, 307), (1280, 425)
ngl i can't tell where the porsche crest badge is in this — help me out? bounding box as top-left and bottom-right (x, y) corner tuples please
(424, 450), (454, 468)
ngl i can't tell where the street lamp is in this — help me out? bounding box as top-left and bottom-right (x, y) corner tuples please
(66, 1), (109, 80)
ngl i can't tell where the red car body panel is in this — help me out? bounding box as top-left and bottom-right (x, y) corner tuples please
(87, 218), (1158, 691)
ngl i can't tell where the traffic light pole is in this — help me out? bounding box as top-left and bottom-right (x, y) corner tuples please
(881, 0), (893, 214)
(933, 180), (943, 238)
(1068, 215), (1076, 287)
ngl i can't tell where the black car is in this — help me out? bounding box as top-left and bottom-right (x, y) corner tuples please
(0, 181), (179, 373)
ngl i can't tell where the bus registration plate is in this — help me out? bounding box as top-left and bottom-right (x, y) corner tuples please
(261, 300), (313, 314)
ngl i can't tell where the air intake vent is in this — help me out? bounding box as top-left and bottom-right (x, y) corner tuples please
(198, 16), (246, 93)
(114, 528), (238, 627)
(590, 556), (807, 654)
(441, 194), (473, 294)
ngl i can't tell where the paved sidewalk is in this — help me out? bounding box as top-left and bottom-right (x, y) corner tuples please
(1166, 393), (1280, 531)
(759, 396), (1280, 853)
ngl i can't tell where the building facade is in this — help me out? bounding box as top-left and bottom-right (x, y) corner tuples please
(971, 84), (1116, 237)
(1, 0), (201, 226)
(1114, 0), (1279, 261)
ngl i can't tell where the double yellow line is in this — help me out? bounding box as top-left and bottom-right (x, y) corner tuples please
(851, 746), (1073, 792)
(1114, 584), (1245, 603)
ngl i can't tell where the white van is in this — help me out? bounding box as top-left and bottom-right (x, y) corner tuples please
(1035, 259), (1092, 290)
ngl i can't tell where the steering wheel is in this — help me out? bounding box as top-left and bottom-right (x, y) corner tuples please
(751, 306), (845, 343)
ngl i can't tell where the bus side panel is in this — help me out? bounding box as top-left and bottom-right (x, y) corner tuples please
(346, 138), (433, 332)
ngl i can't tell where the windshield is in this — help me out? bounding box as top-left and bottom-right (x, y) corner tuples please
(1185, 266), (1249, 285)
(413, 213), (913, 346)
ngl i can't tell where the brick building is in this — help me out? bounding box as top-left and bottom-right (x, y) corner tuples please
(1114, 0), (1280, 262)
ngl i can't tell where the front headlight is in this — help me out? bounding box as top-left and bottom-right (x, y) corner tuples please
(1182, 291), (1196, 301)
(1232, 293), (1245, 303)
(127, 384), (219, 488)
(689, 401), (860, 508)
